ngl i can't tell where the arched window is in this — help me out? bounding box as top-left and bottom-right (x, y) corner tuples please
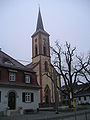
(45, 61), (48, 72)
(44, 85), (50, 104)
(35, 45), (38, 56)
(43, 46), (46, 56)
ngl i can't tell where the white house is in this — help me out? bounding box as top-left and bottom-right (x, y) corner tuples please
(0, 50), (40, 115)
(76, 84), (90, 105)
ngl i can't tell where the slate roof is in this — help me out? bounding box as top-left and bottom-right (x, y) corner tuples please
(0, 50), (41, 89)
(0, 50), (33, 72)
(26, 61), (40, 69)
(74, 83), (90, 96)
(61, 83), (90, 97)
(32, 8), (49, 37)
(36, 8), (44, 31)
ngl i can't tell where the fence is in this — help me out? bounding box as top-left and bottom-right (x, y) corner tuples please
(46, 110), (90, 120)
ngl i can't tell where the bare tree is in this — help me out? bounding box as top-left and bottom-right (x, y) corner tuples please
(77, 52), (90, 83)
(51, 41), (89, 107)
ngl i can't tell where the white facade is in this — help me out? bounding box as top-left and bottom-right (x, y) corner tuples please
(78, 96), (90, 105)
(0, 87), (39, 112)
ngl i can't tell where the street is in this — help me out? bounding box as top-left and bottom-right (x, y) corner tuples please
(0, 109), (90, 120)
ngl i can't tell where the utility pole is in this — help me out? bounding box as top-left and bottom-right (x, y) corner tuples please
(53, 68), (59, 114)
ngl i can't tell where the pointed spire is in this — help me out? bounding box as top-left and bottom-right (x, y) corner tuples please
(32, 7), (49, 37)
(36, 7), (44, 31)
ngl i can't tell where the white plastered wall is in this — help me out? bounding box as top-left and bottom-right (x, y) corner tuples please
(0, 87), (39, 112)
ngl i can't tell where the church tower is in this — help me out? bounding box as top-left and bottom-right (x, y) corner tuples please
(32, 8), (50, 62)
(27, 8), (61, 105)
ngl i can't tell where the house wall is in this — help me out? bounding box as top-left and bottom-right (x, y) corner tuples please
(78, 96), (90, 104)
(0, 87), (39, 112)
(0, 67), (37, 86)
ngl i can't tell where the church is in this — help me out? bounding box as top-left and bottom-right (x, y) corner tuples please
(26, 8), (61, 106)
(0, 8), (61, 114)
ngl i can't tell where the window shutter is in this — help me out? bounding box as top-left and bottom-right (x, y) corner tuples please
(31, 93), (34, 102)
(30, 75), (32, 84)
(23, 74), (25, 83)
(0, 91), (1, 102)
(22, 92), (25, 102)
(0, 71), (1, 80)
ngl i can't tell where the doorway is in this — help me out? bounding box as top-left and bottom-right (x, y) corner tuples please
(8, 92), (16, 109)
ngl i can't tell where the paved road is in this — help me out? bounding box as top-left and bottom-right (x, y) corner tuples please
(0, 109), (90, 120)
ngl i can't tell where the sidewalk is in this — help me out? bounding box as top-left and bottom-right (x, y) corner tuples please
(0, 109), (90, 120)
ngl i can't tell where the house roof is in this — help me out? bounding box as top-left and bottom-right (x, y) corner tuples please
(0, 50), (40, 88)
(75, 83), (90, 96)
(0, 50), (33, 72)
(61, 83), (90, 97)
(0, 82), (41, 90)
(26, 61), (40, 69)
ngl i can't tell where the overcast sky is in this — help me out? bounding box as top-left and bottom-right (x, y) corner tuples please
(0, 0), (90, 65)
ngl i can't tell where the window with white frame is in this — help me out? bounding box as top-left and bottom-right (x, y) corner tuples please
(25, 92), (31, 102)
(25, 75), (31, 83)
(9, 72), (16, 81)
(22, 92), (34, 102)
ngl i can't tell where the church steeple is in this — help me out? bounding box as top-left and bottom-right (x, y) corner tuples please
(32, 8), (50, 58)
(36, 8), (44, 31)
(32, 8), (49, 37)
(30, 8), (61, 105)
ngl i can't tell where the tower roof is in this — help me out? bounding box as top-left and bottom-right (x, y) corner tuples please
(32, 8), (49, 37)
(36, 8), (44, 31)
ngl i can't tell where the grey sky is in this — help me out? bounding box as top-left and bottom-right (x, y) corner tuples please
(0, 0), (90, 64)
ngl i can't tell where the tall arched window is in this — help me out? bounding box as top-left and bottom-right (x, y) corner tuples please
(43, 46), (46, 56)
(44, 85), (50, 104)
(35, 45), (38, 56)
(45, 61), (48, 72)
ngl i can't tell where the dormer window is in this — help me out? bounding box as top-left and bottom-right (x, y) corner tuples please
(5, 61), (13, 65)
(9, 72), (16, 81)
(8, 69), (17, 81)
(25, 74), (31, 83)
(3, 58), (13, 66)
